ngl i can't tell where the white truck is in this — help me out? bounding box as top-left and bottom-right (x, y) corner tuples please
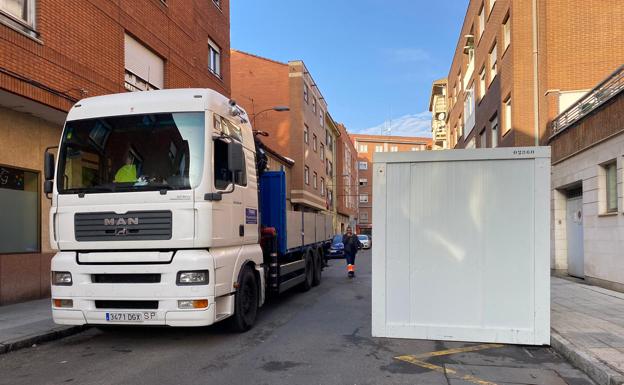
(44, 89), (332, 331)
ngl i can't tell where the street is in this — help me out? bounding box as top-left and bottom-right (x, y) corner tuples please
(0, 250), (594, 385)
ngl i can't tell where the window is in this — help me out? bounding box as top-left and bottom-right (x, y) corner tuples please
(359, 178), (368, 186)
(214, 133), (246, 188)
(320, 144), (325, 160)
(360, 211), (369, 222)
(304, 84), (309, 103)
(304, 125), (309, 144)
(304, 166), (310, 185)
(605, 162), (618, 213)
(358, 161), (368, 170)
(212, 0), (220, 7)
(312, 97), (317, 113)
(359, 144), (368, 153)
(321, 177), (325, 196)
(479, 66), (486, 100)
(207, 38), (222, 77)
(0, 0), (36, 37)
(464, 85), (476, 135)
(390, 146), (398, 152)
(478, 6), (485, 41)
(490, 115), (499, 148)
(465, 137), (476, 149)
(411, 147), (418, 151)
(503, 96), (512, 134)
(327, 160), (333, 177)
(489, 43), (498, 83)
(313, 172), (318, 189)
(375, 145), (383, 152)
(479, 129), (487, 148)
(326, 130), (333, 151)
(359, 194), (369, 203)
(503, 14), (511, 51)
(313, 134), (318, 151)
(488, 0), (496, 15)
(124, 34), (164, 91)
(320, 109), (324, 127)
(0, 165), (39, 253)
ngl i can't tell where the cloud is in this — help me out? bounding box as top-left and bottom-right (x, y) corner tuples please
(353, 112), (432, 137)
(386, 48), (431, 63)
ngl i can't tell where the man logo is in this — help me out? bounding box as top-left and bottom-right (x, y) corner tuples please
(104, 217), (139, 226)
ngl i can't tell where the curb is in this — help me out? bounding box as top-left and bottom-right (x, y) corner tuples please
(551, 331), (624, 385)
(0, 325), (88, 356)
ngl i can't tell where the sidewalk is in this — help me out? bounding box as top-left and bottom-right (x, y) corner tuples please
(551, 277), (624, 385)
(0, 298), (85, 354)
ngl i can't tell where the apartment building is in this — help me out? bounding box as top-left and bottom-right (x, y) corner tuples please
(325, 112), (342, 233)
(443, 0), (623, 149)
(231, 50), (331, 212)
(350, 134), (432, 235)
(336, 123), (358, 233)
(429, 78), (449, 150)
(0, 0), (230, 305)
(549, 66), (624, 292)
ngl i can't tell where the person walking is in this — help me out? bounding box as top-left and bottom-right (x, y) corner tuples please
(342, 227), (362, 278)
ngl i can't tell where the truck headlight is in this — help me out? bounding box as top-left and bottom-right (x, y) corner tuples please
(52, 271), (72, 286)
(176, 270), (209, 285)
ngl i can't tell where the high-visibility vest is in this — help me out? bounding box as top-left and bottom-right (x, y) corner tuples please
(114, 164), (137, 183)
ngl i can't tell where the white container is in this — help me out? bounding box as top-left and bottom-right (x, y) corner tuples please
(372, 147), (551, 345)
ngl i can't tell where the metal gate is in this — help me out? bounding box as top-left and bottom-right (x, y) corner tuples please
(566, 195), (584, 278)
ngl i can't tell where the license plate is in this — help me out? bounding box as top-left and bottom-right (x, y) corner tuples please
(105, 312), (157, 322)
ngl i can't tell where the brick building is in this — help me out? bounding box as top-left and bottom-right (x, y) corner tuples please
(325, 112), (342, 233)
(336, 123), (358, 232)
(230, 50), (331, 213)
(0, 0), (230, 305)
(549, 66), (624, 292)
(442, 0), (623, 149)
(350, 134), (432, 235)
(429, 78), (449, 150)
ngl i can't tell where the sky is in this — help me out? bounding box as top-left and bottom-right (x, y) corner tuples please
(231, 0), (469, 138)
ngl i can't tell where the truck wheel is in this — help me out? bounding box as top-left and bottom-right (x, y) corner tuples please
(299, 251), (314, 292)
(230, 266), (258, 332)
(312, 249), (322, 287)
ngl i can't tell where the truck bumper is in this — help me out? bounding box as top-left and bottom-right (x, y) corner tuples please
(51, 250), (217, 327)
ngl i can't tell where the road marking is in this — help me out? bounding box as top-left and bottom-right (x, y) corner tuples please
(395, 344), (505, 385)
(413, 343), (505, 359)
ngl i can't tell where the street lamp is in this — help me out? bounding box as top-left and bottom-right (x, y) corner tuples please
(251, 106), (290, 127)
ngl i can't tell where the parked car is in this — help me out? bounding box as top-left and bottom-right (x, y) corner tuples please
(358, 234), (371, 249)
(327, 235), (345, 258)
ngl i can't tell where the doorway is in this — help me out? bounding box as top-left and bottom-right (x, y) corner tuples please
(566, 188), (584, 278)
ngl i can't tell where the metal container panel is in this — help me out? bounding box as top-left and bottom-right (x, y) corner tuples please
(286, 211), (302, 250)
(372, 147), (551, 345)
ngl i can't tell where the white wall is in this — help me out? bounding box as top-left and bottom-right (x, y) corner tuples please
(551, 132), (624, 286)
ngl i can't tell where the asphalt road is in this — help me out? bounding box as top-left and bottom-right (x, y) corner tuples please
(0, 250), (594, 385)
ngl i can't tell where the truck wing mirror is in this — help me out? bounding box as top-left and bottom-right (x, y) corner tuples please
(228, 141), (245, 178)
(44, 152), (55, 181)
(44, 180), (53, 195)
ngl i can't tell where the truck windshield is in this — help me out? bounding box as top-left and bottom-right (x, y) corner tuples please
(58, 112), (204, 194)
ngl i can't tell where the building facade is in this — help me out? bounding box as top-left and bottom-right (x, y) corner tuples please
(0, 0), (230, 305)
(443, 0), (623, 150)
(231, 50), (331, 212)
(429, 78), (449, 150)
(350, 134), (432, 235)
(336, 123), (358, 233)
(325, 112), (341, 233)
(549, 66), (624, 292)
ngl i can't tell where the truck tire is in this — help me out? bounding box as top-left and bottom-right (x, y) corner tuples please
(312, 248), (322, 287)
(299, 251), (314, 292)
(229, 266), (258, 332)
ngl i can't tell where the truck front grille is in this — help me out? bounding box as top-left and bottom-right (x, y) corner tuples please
(95, 300), (159, 310)
(92, 274), (161, 284)
(74, 211), (172, 241)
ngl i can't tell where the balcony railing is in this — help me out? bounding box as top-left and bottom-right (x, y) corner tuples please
(550, 64), (624, 138)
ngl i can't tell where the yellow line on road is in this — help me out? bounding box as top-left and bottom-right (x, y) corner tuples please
(413, 343), (505, 359)
(394, 344), (505, 385)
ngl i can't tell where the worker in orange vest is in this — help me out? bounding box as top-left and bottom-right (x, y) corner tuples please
(342, 227), (362, 278)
